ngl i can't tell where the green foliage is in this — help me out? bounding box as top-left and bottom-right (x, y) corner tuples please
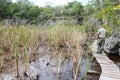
(84, 0), (120, 34)
(0, 0), (84, 24)
(65, 1), (83, 16)
(102, 24), (113, 36)
(113, 4), (120, 10)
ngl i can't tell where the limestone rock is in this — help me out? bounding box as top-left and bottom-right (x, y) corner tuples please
(104, 33), (120, 55)
(25, 64), (39, 80)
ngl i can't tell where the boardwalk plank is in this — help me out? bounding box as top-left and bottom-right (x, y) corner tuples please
(91, 40), (120, 80)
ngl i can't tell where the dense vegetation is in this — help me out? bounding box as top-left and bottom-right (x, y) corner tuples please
(0, 0), (83, 24)
(83, 0), (120, 35)
(0, 0), (120, 79)
(0, 0), (120, 33)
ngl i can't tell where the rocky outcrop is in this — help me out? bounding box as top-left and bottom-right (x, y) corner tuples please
(104, 33), (120, 55)
(4, 19), (28, 26)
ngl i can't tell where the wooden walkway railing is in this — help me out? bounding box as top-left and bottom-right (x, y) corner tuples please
(91, 40), (120, 80)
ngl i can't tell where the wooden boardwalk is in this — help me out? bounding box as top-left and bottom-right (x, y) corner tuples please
(91, 40), (120, 80)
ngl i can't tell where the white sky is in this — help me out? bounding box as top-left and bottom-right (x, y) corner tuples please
(12, 0), (17, 3)
(12, 0), (90, 7)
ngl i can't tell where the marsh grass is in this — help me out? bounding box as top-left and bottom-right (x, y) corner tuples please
(0, 24), (87, 79)
(84, 50), (89, 80)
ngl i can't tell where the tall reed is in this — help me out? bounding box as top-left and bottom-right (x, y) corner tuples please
(0, 24), (87, 79)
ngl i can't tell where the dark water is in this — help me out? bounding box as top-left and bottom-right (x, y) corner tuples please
(108, 54), (120, 68)
(86, 56), (101, 80)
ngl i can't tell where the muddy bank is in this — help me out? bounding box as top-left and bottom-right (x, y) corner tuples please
(86, 57), (101, 80)
(25, 55), (74, 80)
(0, 45), (102, 80)
(1, 56), (101, 80)
(0, 55), (73, 80)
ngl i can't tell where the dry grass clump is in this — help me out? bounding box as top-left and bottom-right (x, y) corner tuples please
(0, 24), (87, 78)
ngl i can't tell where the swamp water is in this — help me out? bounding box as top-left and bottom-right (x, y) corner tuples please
(108, 54), (120, 69)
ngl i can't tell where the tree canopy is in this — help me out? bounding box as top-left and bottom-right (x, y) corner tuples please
(0, 0), (120, 31)
(0, 0), (84, 24)
(83, 0), (120, 34)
